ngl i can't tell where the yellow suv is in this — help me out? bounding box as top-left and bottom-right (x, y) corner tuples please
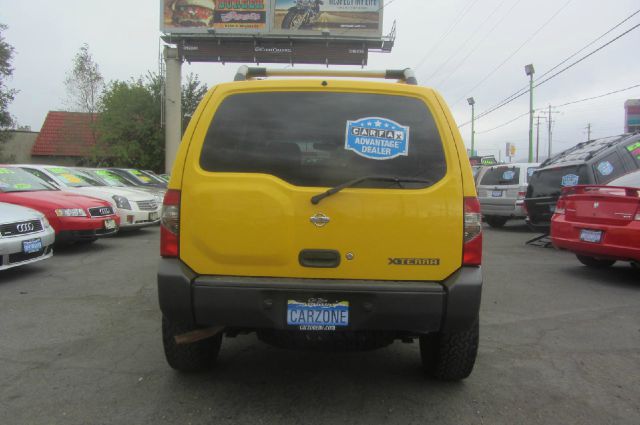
(158, 67), (483, 380)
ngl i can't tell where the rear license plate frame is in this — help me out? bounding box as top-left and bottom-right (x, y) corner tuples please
(491, 190), (503, 197)
(580, 229), (602, 243)
(286, 299), (350, 331)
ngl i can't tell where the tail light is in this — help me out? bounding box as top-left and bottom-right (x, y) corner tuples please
(554, 197), (566, 215)
(463, 197), (482, 266)
(515, 190), (527, 205)
(161, 189), (180, 258)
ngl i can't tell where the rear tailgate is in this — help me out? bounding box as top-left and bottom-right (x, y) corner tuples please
(562, 186), (640, 225)
(179, 83), (465, 282)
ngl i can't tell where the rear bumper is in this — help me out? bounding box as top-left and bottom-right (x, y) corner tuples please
(480, 199), (526, 217)
(157, 259), (482, 334)
(551, 217), (640, 261)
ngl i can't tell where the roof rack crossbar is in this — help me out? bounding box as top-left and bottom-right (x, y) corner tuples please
(234, 66), (418, 85)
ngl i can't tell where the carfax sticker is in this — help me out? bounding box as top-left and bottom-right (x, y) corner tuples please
(561, 174), (580, 186)
(596, 161), (614, 176)
(502, 170), (516, 180)
(345, 117), (410, 160)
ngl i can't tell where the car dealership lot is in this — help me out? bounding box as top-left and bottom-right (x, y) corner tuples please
(0, 224), (638, 425)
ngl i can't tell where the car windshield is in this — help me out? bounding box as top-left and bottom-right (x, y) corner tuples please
(199, 92), (446, 188)
(528, 165), (589, 197)
(480, 166), (520, 186)
(84, 169), (134, 187)
(45, 167), (105, 188)
(124, 169), (159, 185)
(0, 167), (55, 193)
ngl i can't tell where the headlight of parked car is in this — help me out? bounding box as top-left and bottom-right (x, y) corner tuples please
(55, 208), (87, 217)
(41, 216), (51, 228)
(112, 195), (132, 210)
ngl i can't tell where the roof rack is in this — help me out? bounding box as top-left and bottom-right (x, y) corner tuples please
(233, 66), (418, 85)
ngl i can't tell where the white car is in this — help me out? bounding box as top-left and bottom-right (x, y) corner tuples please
(477, 162), (541, 228)
(16, 165), (161, 230)
(0, 202), (55, 271)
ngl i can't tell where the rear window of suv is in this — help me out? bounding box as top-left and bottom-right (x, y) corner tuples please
(199, 92), (446, 188)
(528, 165), (589, 197)
(480, 166), (520, 186)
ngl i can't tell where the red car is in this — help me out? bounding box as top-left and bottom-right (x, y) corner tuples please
(0, 166), (120, 243)
(551, 170), (640, 268)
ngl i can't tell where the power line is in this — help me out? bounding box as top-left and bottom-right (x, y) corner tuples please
(424, 0), (509, 83)
(556, 83), (640, 108)
(532, 22), (640, 87)
(414, 0), (481, 72)
(451, 0), (574, 107)
(474, 83), (640, 134)
(437, 0), (526, 88)
(458, 21), (640, 127)
(456, 7), (640, 120)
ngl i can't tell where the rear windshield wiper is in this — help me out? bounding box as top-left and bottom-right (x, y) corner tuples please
(311, 176), (432, 205)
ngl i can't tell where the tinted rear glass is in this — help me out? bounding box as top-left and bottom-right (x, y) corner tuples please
(200, 92), (446, 188)
(528, 165), (589, 197)
(480, 166), (520, 186)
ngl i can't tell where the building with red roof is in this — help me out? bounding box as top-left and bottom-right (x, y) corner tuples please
(30, 111), (99, 165)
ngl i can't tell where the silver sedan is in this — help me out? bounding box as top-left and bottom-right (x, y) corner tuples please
(0, 202), (55, 271)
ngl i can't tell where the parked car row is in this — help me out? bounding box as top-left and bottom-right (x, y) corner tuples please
(0, 165), (167, 271)
(472, 133), (640, 270)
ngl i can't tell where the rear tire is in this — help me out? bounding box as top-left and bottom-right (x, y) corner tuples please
(485, 216), (508, 228)
(282, 10), (305, 29)
(576, 255), (616, 268)
(420, 318), (479, 381)
(162, 316), (222, 372)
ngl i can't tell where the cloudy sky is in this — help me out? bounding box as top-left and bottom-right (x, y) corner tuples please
(1, 0), (639, 160)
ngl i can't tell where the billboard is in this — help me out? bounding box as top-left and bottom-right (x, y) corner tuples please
(161, 0), (383, 38)
(625, 99), (640, 133)
(179, 38), (368, 65)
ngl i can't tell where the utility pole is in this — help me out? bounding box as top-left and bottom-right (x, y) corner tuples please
(535, 116), (541, 162)
(525, 64), (535, 163)
(586, 123), (592, 141)
(548, 105), (552, 159)
(467, 97), (476, 156)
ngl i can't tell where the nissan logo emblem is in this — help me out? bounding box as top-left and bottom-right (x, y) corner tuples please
(17, 222), (35, 233)
(100, 207), (111, 215)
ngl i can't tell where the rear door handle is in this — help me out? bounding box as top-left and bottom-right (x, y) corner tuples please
(299, 249), (341, 268)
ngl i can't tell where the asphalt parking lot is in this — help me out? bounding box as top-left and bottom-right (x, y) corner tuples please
(1, 223), (639, 425)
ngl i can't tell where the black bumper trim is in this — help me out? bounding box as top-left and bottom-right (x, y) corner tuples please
(157, 259), (482, 334)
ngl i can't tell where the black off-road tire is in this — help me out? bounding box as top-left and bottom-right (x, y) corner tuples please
(282, 10), (305, 29)
(485, 216), (508, 228)
(576, 255), (616, 268)
(420, 319), (479, 381)
(162, 316), (222, 373)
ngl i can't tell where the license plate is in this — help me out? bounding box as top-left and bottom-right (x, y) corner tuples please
(491, 190), (502, 197)
(149, 212), (159, 221)
(580, 229), (602, 243)
(104, 219), (117, 230)
(23, 238), (42, 254)
(287, 300), (349, 331)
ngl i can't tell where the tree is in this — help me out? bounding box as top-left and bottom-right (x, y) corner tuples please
(0, 23), (17, 160)
(95, 77), (164, 171)
(64, 43), (104, 114)
(93, 71), (207, 171)
(181, 73), (208, 118)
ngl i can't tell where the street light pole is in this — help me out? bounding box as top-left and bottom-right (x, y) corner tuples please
(467, 97), (476, 156)
(525, 64), (535, 163)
